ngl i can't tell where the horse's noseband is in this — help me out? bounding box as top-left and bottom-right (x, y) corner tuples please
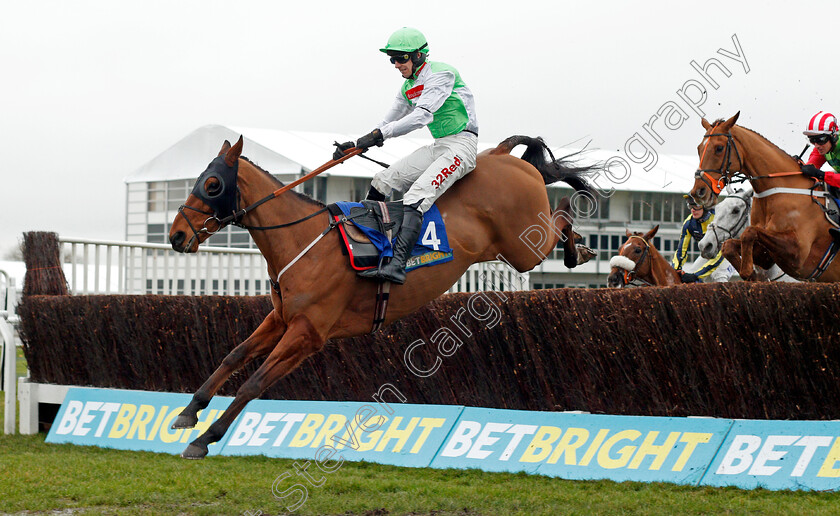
(175, 156), (244, 249)
(696, 127), (744, 195)
(618, 235), (650, 285)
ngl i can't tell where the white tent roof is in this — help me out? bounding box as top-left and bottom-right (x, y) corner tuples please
(125, 124), (698, 193)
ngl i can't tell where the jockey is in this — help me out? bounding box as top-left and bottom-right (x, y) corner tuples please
(672, 199), (727, 283)
(801, 111), (840, 183)
(335, 27), (479, 284)
(800, 111), (840, 242)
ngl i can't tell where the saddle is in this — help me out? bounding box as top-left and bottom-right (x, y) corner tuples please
(326, 201), (453, 271)
(815, 182), (840, 229)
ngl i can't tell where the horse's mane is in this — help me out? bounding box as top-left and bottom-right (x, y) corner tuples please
(241, 156), (325, 208)
(736, 126), (795, 160)
(710, 120), (797, 163)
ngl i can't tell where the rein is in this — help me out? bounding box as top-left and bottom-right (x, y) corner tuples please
(177, 147), (365, 244)
(696, 124), (806, 196)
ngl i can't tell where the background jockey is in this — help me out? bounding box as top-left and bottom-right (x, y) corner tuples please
(334, 27), (479, 285)
(801, 111), (840, 184)
(672, 198), (728, 283)
(800, 110), (840, 243)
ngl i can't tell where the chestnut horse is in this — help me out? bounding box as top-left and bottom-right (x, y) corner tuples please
(168, 135), (597, 458)
(688, 112), (840, 282)
(607, 226), (682, 288)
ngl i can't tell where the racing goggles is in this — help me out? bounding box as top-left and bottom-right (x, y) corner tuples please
(808, 134), (832, 145)
(389, 53), (412, 64)
(683, 195), (703, 210)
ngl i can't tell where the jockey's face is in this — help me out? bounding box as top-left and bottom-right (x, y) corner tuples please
(808, 134), (833, 155)
(814, 140), (833, 156)
(394, 57), (414, 79)
(690, 205), (705, 219)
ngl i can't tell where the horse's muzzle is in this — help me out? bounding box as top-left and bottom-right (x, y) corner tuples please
(170, 231), (188, 253)
(607, 271), (624, 288)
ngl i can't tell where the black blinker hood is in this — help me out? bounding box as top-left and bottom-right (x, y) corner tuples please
(190, 155), (239, 217)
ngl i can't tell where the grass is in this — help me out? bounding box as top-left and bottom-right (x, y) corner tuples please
(1, 397), (839, 516)
(2, 355), (839, 515)
(16, 345), (26, 377)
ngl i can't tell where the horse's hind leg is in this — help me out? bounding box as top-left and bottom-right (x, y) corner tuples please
(172, 310), (287, 429)
(181, 313), (324, 459)
(740, 227), (801, 281)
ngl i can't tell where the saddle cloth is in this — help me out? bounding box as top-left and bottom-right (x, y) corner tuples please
(327, 201), (453, 271)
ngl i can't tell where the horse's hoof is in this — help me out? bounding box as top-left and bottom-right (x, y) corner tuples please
(180, 443), (208, 460)
(171, 414), (198, 429)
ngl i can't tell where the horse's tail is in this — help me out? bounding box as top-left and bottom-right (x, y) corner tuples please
(492, 135), (598, 197)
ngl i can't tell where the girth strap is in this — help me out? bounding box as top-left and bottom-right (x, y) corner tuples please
(371, 201), (393, 333)
(807, 239), (840, 281)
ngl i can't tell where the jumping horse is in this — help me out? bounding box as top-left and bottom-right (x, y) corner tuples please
(168, 134), (598, 458)
(688, 112), (840, 282)
(607, 226), (682, 288)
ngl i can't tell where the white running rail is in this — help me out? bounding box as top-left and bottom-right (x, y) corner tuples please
(1, 269), (19, 434)
(58, 237), (529, 295)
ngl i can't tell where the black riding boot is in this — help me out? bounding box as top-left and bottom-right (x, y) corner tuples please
(359, 204), (423, 284)
(365, 185), (387, 202)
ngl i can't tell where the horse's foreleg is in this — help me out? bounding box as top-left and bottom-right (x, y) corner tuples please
(721, 238), (743, 274)
(172, 310), (287, 430)
(180, 313), (324, 459)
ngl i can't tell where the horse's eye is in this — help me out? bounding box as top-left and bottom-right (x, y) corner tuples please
(715, 145), (724, 153)
(732, 208), (740, 214)
(633, 247), (641, 254)
(205, 178), (222, 196)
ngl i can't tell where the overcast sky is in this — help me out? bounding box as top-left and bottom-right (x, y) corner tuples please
(1, 0), (837, 256)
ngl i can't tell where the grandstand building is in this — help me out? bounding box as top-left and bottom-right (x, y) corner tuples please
(125, 125), (702, 288)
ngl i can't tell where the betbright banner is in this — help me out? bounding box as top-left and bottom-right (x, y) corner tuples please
(45, 387), (840, 491)
(431, 408), (731, 485)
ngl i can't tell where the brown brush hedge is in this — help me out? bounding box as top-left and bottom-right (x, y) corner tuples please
(17, 282), (840, 420)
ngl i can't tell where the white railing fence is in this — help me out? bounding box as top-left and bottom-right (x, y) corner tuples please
(1, 269), (20, 434)
(57, 237), (529, 296)
(59, 238), (271, 296)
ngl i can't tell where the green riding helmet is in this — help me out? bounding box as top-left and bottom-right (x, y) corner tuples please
(380, 27), (429, 54)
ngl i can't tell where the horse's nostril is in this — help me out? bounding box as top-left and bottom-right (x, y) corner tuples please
(170, 231), (185, 248)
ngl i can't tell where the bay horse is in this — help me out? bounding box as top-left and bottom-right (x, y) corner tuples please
(168, 134), (597, 458)
(607, 226), (682, 288)
(688, 112), (840, 282)
(696, 184), (794, 282)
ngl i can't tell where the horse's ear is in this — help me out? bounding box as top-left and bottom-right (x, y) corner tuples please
(701, 118), (712, 131)
(645, 225), (660, 241)
(225, 135), (244, 167)
(218, 140), (232, 157)
(721, 111), (740, 130)
(625, 229), (632, 237)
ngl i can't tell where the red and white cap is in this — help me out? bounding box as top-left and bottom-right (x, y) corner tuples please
(804, 111), (839, 136)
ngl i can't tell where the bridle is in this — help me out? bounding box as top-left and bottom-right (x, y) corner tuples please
(705, 191), (751, 251)
(693, 122), (806, 204)
(618, 235), (652, 286)
(176, 191), (329, 252)
(694, 123), (744, 197)
(176, 148), (362, 251)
